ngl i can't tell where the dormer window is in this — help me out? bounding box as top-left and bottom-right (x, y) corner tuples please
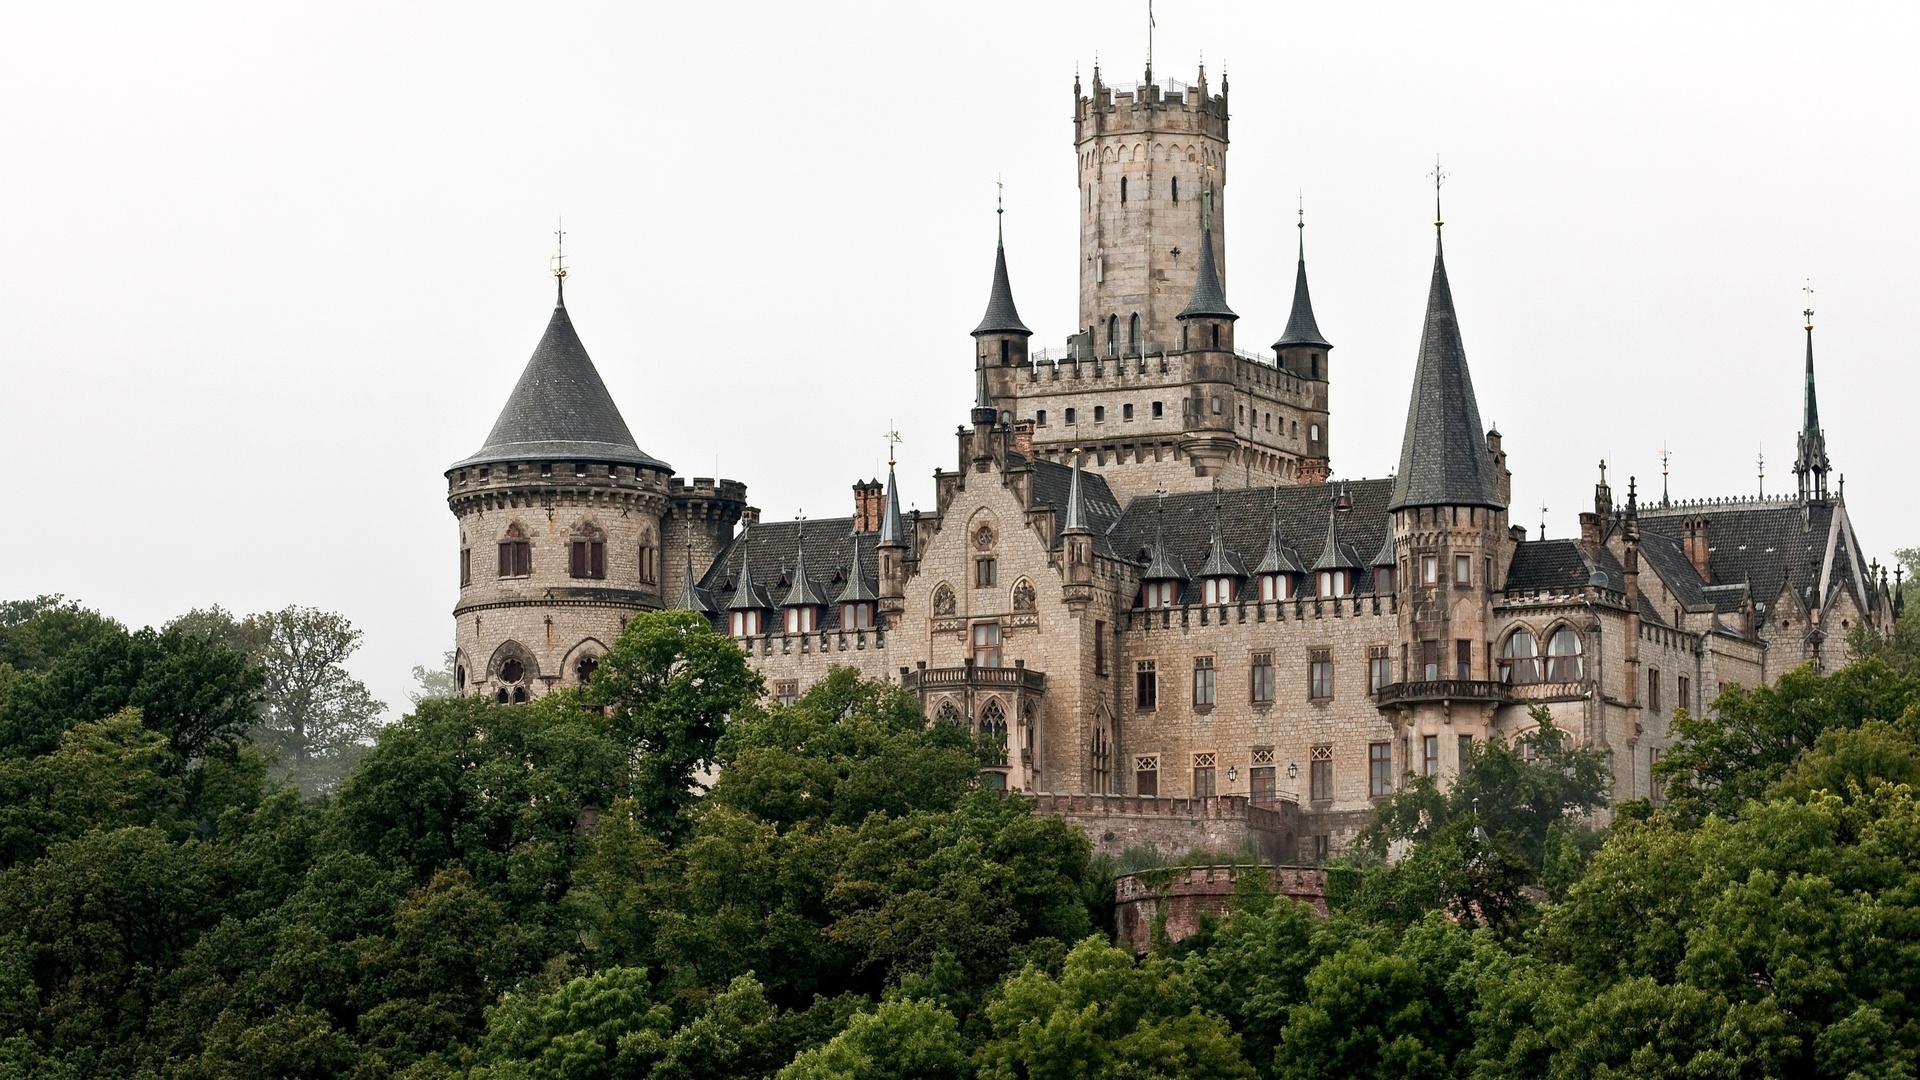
(1317, 569), (1351, 598)
(1202, 577), (1236, 605)
(1142, 580), (1177, 609)
(1259, 573), (1294, 602)
(842, 601), (874, 629)
(730, 610), (762, 638)
(784, 606), (817, 634)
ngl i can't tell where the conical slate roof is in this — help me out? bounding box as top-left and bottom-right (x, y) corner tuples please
(1312, 508), (1364, 571)
(1178, 227), (1237, 322)
(454, 289), (669, 471)
(1272, 252), (1331, 351)
(878, 462), (905, 545)
(1061, 456), (1090, 533)
(1388, 237), (1504, 511)
(835, 533), (879, 604)
(971, 242), (1032, 337)
(1252, 494), (1308, 576)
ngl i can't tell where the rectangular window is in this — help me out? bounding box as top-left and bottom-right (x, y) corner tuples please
(1152, 401), (1164, 419)
(1094, 620), (1108, 675)
(639, 545), (658, 585)
(1065, 407), (1076, 425)
(460, 548), (471, 587)
(1310, 745), (1333, 802)
(1459, 734), (1473, 770)
(1193, 656), (1216, 707)
(971, 622), (1002, 668)
(1249, 765), (1277, 805)
(499, 539), (532, 578)
(1369, 742), (1393, 797)
(1136, 756), (1159, 796)
(1420, 640), (1441, 681)
(1369, 645), (1391, 694)
(1250, 651), (1274, 703)
(1309, 648), (1333, 699)
(1135, 660), (1158, 710)
(1142, 580), (1176, 608)
(1094, 405), (1106, 423)
(1192, 753), (1216, 797)
(975, 557), (997, 588)
(1123, 403), (1135, 420)
(1036, 409), (1047, 426)
(1678, 675), (1691, 711)
(1456, 639), (1472, 681)
(1455, 554), (1471, 584)
(1649, 667), (1662, 712)
(1423, 734), (1440, 777)
(1421, 555), (1439, 584)
(1484, 556), (1493, 588)
(842, 602), (874, 629)
(775, 679), (799, 706)
(570, 539), (606, 579)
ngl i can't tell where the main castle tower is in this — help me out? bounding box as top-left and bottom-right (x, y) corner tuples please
(997, 64), (1333, 502)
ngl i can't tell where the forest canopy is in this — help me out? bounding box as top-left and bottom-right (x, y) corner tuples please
(2, 598), (1919, 1079)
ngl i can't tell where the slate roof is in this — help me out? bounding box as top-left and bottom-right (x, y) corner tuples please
(1272, 253), (1331, 351)
(1638, 501), (1850, 612)
(454, 291), (669, 472)
(1109, 479), (1394, 603)
(972, 241), (1032, 337)
(1388, 238), (1503, 511)
(704, 517), (882, 631)
(1635, 530), (1710, 610)
(1024, 457), (1122, 551)
(1177, 226), (1237, 321)
(1504, 540), (1627, 593)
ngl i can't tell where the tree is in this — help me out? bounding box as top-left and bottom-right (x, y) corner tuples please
(588, 610), (763, 840)
(1654, 659), (1920, 822)
(410, 649), (458, 705)
(251, 607), (386, 794)
(779, 997), (968, 1080)
(974, 936), (1255, 1080)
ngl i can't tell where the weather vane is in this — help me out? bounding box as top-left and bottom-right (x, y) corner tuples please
(1757, 446), (1766, 498)
(884, 424), (903, 468)
(550, 218), (567, 280)
(1660, 442), (1671, 506)
(1428, 154), (1448, 228)
(1803, 278), (1815, 328)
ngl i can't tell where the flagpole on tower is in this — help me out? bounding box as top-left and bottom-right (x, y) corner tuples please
(1146, 0), (1155, 84)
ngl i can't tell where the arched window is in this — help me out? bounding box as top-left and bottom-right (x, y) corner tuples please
(512, 686), (529, 703)
(935, 700), (965, 726)
(1500, 630), (1541, 684)
(1317, 570), (1351, 598)
(1107, 314), (1120, 351)
(1259, 573), (1294, 602)
(575, 656), (598, 684)
(1547, 626), (1584, 682)
(570, 523), (606, 579)
(1128, 313), (1141, 353)
(498, 522), (531, 578)
(979, 699), (1010, 767)
(1203, 576), (1236, 605)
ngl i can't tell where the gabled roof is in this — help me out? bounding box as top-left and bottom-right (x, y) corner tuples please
(835, 533), (878, 603)
(1311, 508), (1364, 572)
(1388, 237), (1502, 511)
(727, 532), (773, 612)
(1177, 226), (1237, 322)
(454, 290), (668, 472)
(704, 517), (882, 631)
(1198, 515), (1250, 579)
(779, 532), (832, 608)
(1252, 493), (1310, 576)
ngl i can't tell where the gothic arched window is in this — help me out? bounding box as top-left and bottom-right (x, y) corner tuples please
(1546, 626), (1584, 682)
(575, 655), (598, 684)
(1500, 630), (1541, 685)
(935, 700), (965, 726)
(1090, 715), (1112, 794)
(1129, 313), (1140, 353)
(570, 522), (606, 579)
(1107, 314), (1120, 351)
(979, 699), (1010, 767)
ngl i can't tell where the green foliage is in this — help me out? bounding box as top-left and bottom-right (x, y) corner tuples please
(1655, 658), (1920, 822)
(779, 997), (969, 1080)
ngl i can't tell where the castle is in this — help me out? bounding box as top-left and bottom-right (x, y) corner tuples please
(444, 63), (1899, 857)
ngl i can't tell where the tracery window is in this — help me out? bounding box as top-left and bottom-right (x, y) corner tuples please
(978, 699), (1010, 767)
(1500, 630), (1541, 684)
(1012, 579), (1036, 613)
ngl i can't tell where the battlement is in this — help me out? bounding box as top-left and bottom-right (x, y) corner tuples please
(1076, 69), (1229, 137)
(668, 476), (749, 504)
(1637, 494), (1807, 516)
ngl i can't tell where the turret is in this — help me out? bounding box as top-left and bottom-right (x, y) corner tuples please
(1273, 208), (1333, 381)
(1060, 453), (1096, 603)
(876, 458), (909, 621)
(1175, 189), (1239, 479)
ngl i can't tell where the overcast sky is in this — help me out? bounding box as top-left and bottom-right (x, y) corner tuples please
(1, 1), (1913, 713)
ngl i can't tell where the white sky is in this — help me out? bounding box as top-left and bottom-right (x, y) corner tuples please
(1, 1), (1914, 714)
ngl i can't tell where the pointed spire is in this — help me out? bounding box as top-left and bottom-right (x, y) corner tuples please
(453, 269), (668, 472)
(972, 188), (1032, 337)
(675, 518), (712, 613)
(1198, 487), (1246, 579)
(727, 530), (769, 612)
(1062, 452), (1090, 533)
(1312, 503), (1362, 572)
(1253, 486), (1307, 576)
(1177, 216), (1237, 322)
(1793, 287), (1830, 503)
(835, 530), (878, 603)
(780, 520), (828, 609)
(1273, 197), (1331, 352)
(1142, 493), (1190, 581)
(1387, 198), (1504, 512)
(972, 364), (998, 427)
(878, 459), (905, 546)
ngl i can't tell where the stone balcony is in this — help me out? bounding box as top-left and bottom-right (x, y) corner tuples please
(1373, 679), (1514, 708)
(901, 661), (1047, 695)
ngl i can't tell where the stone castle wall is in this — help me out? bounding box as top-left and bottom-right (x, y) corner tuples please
(1113, 864), (1330, 954)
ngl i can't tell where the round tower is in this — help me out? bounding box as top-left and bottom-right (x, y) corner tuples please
(1076, 63), (1229, 354)
(445, 275), (673, 702)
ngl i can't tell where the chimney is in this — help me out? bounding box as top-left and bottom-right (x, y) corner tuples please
(852, 480), (883, 532)
(1682, 515), (1710, 580)
(1578, 512), (1603, 547)
(1011, 420), (1035, 458)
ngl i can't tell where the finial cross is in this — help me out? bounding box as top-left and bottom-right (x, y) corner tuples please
(1428, 154), (1448, 227)
(1803, 278), (1815, 327)
(884, 423), (903, 468)
(551, 218), (567, 279)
